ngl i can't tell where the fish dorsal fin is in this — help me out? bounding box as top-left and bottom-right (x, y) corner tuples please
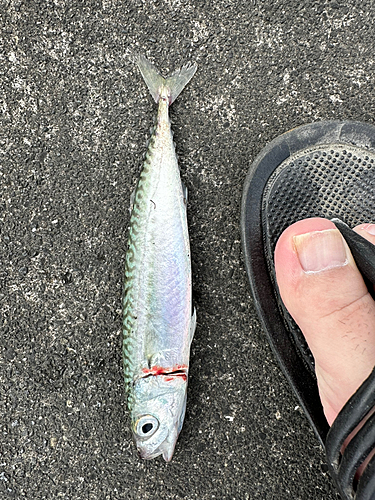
(129, 187), (136, 213)
(133, 53), (197, 105)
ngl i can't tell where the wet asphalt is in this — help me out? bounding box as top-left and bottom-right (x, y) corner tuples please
(1, 0), (374, 498)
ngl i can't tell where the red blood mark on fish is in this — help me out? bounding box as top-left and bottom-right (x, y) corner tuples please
(141, 364), (188, 381)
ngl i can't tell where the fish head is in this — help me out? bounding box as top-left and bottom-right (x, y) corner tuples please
(131, 374), (188, 462)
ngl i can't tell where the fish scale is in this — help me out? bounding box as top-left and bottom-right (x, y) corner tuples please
(122, 54), (197, 461)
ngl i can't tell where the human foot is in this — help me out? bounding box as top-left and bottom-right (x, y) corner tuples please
(274, 217), (375, 426)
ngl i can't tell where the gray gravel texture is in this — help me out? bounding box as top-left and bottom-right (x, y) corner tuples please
(0, 0), (374, 499)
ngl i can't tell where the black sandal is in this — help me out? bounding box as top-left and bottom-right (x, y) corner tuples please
(240, 121), (375, 500)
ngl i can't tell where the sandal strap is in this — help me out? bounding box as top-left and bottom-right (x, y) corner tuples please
(332, 218), (375, 290)
(326, 366), (375, 498)
(356, 453), (375, 499)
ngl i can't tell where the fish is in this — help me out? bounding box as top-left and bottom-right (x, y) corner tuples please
(123, 54), (197, 462)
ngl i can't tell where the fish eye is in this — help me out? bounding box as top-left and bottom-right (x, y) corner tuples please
(135, 415), (159, 438)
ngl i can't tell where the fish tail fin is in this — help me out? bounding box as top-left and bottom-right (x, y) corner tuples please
(132, 53), (165, 103)
(132, 53), (197, 104)
(165, 62), (197, 104)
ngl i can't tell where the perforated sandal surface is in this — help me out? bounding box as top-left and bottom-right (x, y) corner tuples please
(241, 121), (375, 499)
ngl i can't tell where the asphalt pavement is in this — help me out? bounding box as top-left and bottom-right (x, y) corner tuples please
(1, 0), (374, 498)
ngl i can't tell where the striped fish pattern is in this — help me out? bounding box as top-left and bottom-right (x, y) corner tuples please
(123, 54), (197, 462)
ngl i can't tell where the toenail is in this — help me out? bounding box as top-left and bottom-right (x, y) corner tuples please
(359, 223), (375, 236)
(293, 229), (349, 273)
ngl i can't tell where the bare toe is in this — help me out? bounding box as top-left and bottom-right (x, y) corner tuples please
(274, 218), (375, 425)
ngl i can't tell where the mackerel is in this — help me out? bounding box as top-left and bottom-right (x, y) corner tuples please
(123, 54), (197, 461)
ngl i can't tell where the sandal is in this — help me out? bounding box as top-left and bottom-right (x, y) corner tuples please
(241, 120), (375, 500)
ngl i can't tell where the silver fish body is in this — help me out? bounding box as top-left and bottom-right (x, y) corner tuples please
(123, 55), (197, 461)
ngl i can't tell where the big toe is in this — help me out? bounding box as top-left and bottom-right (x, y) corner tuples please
(275, 218), (375, 425)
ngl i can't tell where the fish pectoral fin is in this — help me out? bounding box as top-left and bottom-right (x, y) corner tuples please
(149, 349), (177, 367)
(189, 308), (197, 346)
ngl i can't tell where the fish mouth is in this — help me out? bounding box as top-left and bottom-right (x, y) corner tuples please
(137, 427), (178, 462)
(137, 443), (175, 462)
(138, 448), (161, 460)
(160, 438), (177, 462)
